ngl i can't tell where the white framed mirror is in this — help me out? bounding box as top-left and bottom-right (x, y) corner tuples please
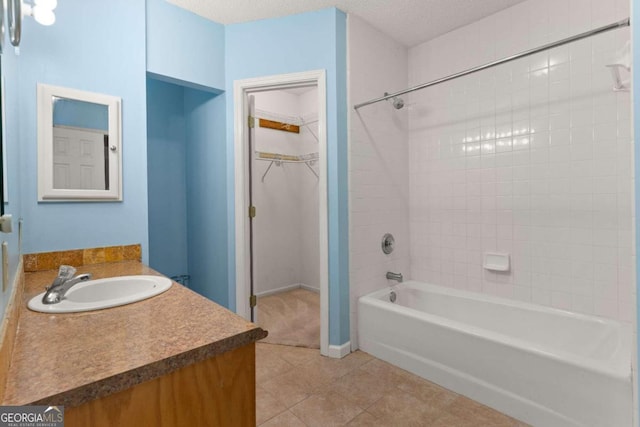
(37, 84), (122, 201)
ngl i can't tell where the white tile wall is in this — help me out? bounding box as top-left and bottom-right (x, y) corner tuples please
(348, 15), (410, 349)
(407, 0), (633, 321)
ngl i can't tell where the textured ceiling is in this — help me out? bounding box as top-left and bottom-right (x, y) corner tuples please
(167, 0), (527, 47)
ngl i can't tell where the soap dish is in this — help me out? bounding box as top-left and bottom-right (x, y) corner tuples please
(483, 253), (510, 272)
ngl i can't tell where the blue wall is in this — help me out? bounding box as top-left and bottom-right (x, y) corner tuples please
(145, 0), (227, 305)
(146, 0), (225, 91)
(146, 78), (188, 278)
(225, 8), (350, 346)
(185, 90), (228, 304)
(146, 77), (227, 303)
(17, 0), (149, 259)
(9, 2), (349, 349)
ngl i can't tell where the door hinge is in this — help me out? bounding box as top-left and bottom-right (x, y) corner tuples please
(249, 205), (256, 218)
(250, 294), (257, 308)
(248, 115), (255, 128)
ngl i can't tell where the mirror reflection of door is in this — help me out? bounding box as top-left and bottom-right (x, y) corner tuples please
(51, 96), (109, 190)
(52, 127), (107, 190)
(37, 84), (122, 201)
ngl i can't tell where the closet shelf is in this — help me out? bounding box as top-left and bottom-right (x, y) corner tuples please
(255, 151), (318, 163)
(255, 109), (318, 127)
(255, 109), (319, 142)
(255, 151), (319, 182)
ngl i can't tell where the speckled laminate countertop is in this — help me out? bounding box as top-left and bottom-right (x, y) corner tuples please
(2, 261), (267, 407)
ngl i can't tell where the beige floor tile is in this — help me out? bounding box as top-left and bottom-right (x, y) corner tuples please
(358, 358), (416, 388)
(396, 375), (458, 410)
(319, 368), (397, 409)
(256, 345), (294, 383)
(276, 344), (323, 366)
(367, 389), (443, 425)
(447, 396), (522, 426)
(256, 344), (525, 427)
(429, 412), (480, 427)
(303, 349), (373, 383)
(256, 385), (287, 425)
(294, 362), (336, 390)
(259, 410), (306, 427)
(290, 392), (364, 426)
(256, 342), (285, 354)
(261, 368), (319, 408)
(341, 349), (374, 366)
(373, 415), (442, 427)
(300, 357), (353, 383)
(346, 411), (378, 426)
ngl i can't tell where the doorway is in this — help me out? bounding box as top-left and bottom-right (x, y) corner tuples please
(234, 70), (329, 356)
(252, 87), (320, 348)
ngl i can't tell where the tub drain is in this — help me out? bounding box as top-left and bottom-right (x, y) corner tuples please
(390, 291), (396, 303)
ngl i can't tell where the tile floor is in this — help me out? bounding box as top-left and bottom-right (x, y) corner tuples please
(256, 343), (529, 426)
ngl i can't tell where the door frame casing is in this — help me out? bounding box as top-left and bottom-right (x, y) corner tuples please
(233, 70), (329, 356)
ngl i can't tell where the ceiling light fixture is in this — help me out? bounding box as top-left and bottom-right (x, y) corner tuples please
(22, 0), (57, 26)
(6, 0), (56, 47)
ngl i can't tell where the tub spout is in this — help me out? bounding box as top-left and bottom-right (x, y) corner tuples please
(386, 271), (403, 283)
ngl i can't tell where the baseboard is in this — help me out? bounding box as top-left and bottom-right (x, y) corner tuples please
(327, 341), (351, 359)
(300, 284), (320, 293)
(256, 283), (320, 297)
(255, 284), (300, 297)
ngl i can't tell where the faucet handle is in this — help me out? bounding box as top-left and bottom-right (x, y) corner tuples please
(57, 265), (77, 279)
(47, 265), (77, 290)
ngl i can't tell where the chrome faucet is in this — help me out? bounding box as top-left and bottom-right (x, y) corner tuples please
(42, 265), (92, 304)
(386, 271), (403, 283)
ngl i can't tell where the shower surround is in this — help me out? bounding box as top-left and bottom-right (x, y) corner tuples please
(349, 0), (634, 353)
(407, 0), (632, 322)
(348, 15), (410, 348)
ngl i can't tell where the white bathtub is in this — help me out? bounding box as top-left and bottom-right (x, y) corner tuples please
(358, 281), (632, 427)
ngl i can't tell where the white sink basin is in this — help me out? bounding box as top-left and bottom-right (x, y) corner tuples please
(28, 275), (172, 313)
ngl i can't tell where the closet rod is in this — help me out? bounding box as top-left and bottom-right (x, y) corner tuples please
(354, 18), (630, 110)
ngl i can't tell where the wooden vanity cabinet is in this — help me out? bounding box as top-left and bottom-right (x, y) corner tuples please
(66, 344), (256, 427)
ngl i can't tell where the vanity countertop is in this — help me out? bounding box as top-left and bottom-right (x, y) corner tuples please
(1, 261), (267, 407)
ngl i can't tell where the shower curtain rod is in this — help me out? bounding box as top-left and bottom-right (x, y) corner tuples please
(354, 18), (630, 110)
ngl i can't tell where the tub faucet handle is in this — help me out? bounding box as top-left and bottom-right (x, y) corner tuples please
(386, 271), (403, 283)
